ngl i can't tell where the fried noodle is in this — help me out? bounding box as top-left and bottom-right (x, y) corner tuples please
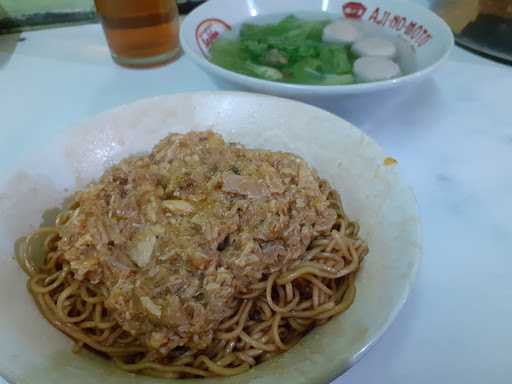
(16, 131), (368, 378)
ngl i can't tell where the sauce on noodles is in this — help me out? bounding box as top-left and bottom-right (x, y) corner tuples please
(17, 131), (368, 378)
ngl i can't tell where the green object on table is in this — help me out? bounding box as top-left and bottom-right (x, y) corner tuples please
(0, 0), (96, 33)
(210, 15), (356, 85)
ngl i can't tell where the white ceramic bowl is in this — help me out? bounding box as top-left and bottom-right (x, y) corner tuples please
(180, 0), (453, 102)
(0, 92), (421, 384)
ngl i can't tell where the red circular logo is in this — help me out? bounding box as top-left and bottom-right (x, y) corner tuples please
(195, 18), (232, 58)
(343, 2), (368, 19)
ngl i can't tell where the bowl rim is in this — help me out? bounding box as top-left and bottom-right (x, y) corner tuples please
(180, 0), (454, 94)
(0, 91), (422, 384)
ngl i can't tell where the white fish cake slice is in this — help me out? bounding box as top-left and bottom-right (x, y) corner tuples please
(352, 37), (397, 59)
(322, 20), (362, 45)
(353, 56), (401, 82)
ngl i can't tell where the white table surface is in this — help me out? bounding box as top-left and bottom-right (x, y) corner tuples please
(1, 20), (511, 384)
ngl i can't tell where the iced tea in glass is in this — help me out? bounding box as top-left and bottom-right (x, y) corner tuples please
(95, 0), (180, 67)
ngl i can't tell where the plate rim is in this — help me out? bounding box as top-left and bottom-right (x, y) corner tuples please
(0, 91), (422, 384)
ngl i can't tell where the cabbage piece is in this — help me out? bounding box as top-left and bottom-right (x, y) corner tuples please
(211, 15), (355, 85)
(319, 44), (352, 75)
(240, 15), (328, 42)
(240, 15), (329, 65)
(210, 38), (256, 77)
(291, 58), (355, 85)
(245, 62), (283, 81)
(318, 73), (355, 85)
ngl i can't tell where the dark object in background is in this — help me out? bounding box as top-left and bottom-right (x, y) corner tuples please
(457, 14), (512, 63)
(0, 11), (97, 34)
(432, 0), (512, 63)
(0, 0), (204, 35)
(177, 0), (206, 14)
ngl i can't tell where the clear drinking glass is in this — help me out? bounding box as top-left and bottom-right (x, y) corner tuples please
(94, 0), (180, 67)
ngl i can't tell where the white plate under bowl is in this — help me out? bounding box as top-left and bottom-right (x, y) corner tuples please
(0, 92), (421, 384)
(180, 0), (453, 102)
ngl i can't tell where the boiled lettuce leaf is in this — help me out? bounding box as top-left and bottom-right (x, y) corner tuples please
(290, 58), (355, 85)
(319, 44), (352, 74)
(209, 15), (355, 85)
